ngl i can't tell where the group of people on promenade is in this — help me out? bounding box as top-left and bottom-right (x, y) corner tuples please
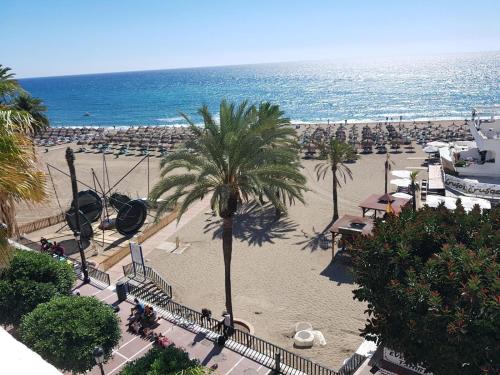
(128, 298), (159, 337)
(40, 237), (65, 257)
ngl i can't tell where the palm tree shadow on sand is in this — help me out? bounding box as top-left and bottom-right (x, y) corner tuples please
(203, 202), (299, 247)
(293, 220), (334, 252)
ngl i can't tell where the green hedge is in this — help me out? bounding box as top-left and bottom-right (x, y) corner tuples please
(120, 345), (204, 375)
(20, 295), (120, 373)
(0, 251), (75, 325)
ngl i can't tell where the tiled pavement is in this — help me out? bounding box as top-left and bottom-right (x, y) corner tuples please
(74, 282), (271, 375)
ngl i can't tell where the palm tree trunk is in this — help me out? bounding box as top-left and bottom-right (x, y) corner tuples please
(411, 182), (417, 211)
(222, 216), (234, 327)
(332, 167), (339, 222)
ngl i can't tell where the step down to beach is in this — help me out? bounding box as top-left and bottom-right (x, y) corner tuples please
(155, 241), (190, 254)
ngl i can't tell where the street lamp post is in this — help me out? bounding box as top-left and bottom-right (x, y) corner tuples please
(93, 346), (105, 375)
(65, 147), (90, 283)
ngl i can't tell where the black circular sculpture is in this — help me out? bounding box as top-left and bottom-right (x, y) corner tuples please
(115, 199), (147, 236)
(109, 192), (131, 211)
(71, 190), (102, 223)
(65, 208), (94, 240)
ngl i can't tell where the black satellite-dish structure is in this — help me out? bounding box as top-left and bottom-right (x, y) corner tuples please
(71, 190), (103, 222)
(109, 192), (131, 211)
(115, 199), (148, 236)
(65, 208), (94, 240)
(49, 151), (152, 243)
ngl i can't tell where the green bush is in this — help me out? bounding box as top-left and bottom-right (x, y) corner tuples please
(120, 345), (202, 375)
(20, 295), (120, 373)
(0, 251), (75, 325)
(351, 204), (500, 375)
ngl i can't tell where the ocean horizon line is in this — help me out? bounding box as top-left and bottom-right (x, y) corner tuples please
(17, 49), (500, 80)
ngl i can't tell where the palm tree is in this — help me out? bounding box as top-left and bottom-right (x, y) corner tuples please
(0, 110), (46, 268)
(13, 93), (49, 134)
(0, 65), (19, 102)
(149, 100), (306, 323)
(384, 154), (395, 194)
(315, 139), (357, 222)
(410, 171), (420, 211)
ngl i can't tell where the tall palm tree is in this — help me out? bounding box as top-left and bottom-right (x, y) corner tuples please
(410, 170), (420, 211)
(149, 100), (306, 323)
(315, 139), (357, 222)
(0, 110), (46, 267)
(13, 93), (49, 134)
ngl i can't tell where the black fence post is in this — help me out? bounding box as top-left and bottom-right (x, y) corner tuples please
(274, 353), (281, 374)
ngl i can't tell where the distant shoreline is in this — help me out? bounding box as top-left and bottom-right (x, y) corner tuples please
(46, 116), (481, 129)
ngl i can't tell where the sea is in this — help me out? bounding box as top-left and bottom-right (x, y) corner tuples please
(19, 52), (500, 127)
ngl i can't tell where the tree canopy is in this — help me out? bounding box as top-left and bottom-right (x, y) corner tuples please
(120, 346), (204, 375)
(150, 100), (306, 321)
(0, 250), (75, 326)
(0, 64), (47, 243)
(351, 204), (500, 375)
(20, 295), (120, 373)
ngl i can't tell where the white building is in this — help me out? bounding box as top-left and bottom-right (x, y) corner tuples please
(455, 105), (500, 177)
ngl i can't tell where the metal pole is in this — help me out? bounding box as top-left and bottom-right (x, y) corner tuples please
(274, 353), (281, 374)
(65, 148), (90, 284)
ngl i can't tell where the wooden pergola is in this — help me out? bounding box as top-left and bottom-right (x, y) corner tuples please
(329, 214), (375, 257)
(359, 193), (410, 218)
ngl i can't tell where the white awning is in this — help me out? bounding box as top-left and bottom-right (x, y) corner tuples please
(426, 195), (491, 211)
(391, 170), (411, 179)
(390, 178), (411, 187)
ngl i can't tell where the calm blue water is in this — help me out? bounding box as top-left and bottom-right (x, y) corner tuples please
(20, 52), (500, 126)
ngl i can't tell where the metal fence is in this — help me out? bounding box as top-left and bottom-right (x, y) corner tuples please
(73, 258), (111, 288)
(122, 262), (366, 375)
(123, 262), (172, 298)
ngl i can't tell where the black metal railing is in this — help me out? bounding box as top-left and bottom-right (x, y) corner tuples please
(123, 262), (366, 375)
(123, 262), (172, 298)
(73, 258), (111, 287)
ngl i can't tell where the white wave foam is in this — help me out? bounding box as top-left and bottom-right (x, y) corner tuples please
(156, 116), (185, 123)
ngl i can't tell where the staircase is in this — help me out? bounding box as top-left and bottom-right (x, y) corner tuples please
(126, 278), (171, 307)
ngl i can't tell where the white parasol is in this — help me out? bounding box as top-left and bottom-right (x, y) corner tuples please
(423, 145), (439, 154)
(391, 170), (411, 179)
(390, 178), (411, 187)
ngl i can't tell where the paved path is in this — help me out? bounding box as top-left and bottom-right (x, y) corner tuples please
(75, 282), (269, 375)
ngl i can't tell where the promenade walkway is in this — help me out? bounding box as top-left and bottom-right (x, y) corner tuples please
(75, 282), (269, 375)
(105, 197), (211, 283)
(77, 197), (272, 374)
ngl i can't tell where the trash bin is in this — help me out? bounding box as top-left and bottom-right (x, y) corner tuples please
(116, 280), (128, 302)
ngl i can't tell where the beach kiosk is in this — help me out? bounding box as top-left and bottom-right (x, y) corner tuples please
(330, 214), (374, 258)
(359, 193), (410, 218)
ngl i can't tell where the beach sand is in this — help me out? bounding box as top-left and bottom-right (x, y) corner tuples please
(17, 122), (435, 369)
(142, 144), (429, 369)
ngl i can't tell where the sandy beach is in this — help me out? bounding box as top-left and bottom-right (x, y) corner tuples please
(17, 121), (443, 369)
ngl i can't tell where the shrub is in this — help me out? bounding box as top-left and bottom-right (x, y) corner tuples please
(351, 204), (500, 375)
(0, 251), (75, 325)
(20, 295), (120, 373)
(120, 345), (202, 375)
